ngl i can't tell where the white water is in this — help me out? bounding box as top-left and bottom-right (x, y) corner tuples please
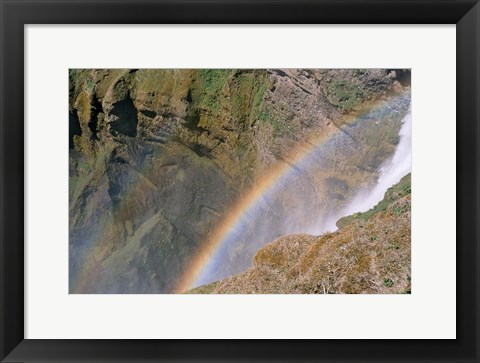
(196, 106), (412, 286)
(323, 109), (412, 232)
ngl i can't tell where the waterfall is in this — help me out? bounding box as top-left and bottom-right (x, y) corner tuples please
(193, 102), (412, 287)
(323, 109), (412, 232)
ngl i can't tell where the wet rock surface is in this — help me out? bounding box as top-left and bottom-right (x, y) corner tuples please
(69, 69), (410, 293)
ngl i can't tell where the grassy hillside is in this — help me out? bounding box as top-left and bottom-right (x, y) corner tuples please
(188, 173), (411, 294)
(69, 69), (410, 293)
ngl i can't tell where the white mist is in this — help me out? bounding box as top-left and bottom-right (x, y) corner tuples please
(322, 109), (412, 232)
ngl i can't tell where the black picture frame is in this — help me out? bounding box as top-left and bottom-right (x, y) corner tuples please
(1, 0), (479, 362)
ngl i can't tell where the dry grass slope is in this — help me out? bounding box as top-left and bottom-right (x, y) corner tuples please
(188, 173), (411, 294)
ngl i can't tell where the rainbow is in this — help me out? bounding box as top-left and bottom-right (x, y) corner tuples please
(174, 94), (409, 293)
(173, 145), (320, 292)
(72, 91), (410, 294)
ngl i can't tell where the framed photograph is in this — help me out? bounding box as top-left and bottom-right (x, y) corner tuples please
(1, 0), (478, 362)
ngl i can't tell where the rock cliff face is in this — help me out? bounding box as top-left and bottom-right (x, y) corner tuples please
(188, 174), (411, 294)
(69, 69), (410, 293)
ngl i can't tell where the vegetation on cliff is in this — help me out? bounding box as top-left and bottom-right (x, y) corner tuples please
(69, 68), (410, 293)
